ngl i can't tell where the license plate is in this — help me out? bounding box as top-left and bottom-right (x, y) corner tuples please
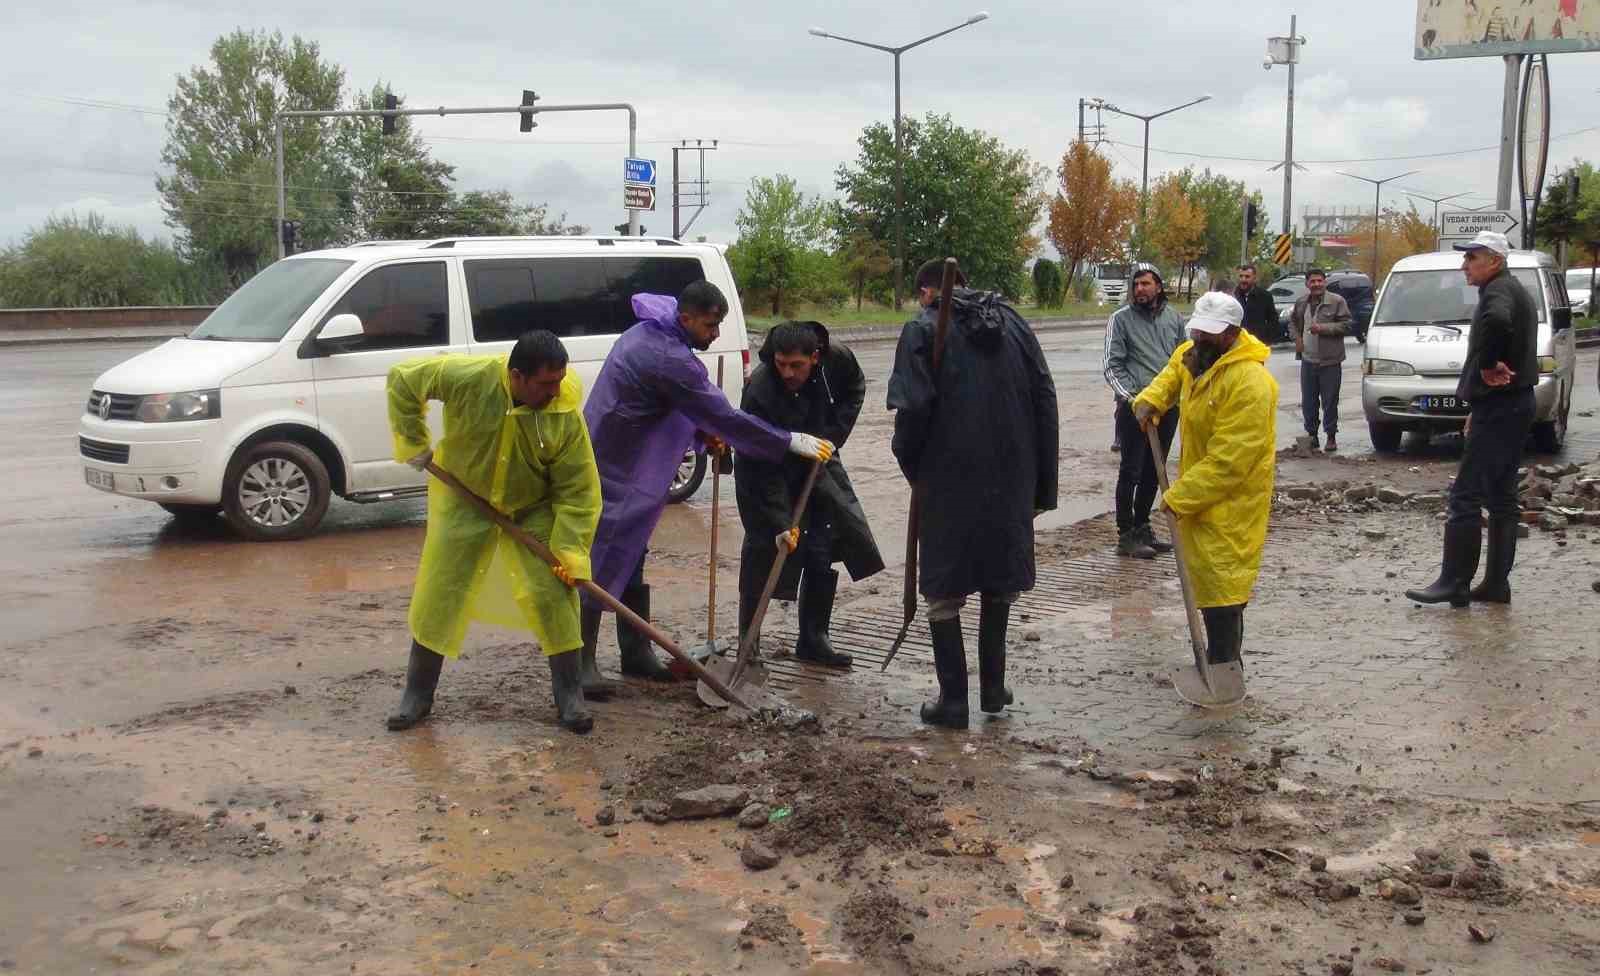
(1414, 395), (1468, 413)
(84, 468), (115, 491)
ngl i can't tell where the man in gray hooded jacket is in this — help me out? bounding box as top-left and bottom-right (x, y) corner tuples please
(1103, 265), (1186, 559)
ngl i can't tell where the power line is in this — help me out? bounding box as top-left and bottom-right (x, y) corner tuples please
(23, 93), (169, 117)
(1105, 124), (1600, 166)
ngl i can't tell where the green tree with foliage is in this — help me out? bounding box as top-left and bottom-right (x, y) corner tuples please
(835, 113), (1046, 301)
(836, 222), (894, 312)
(1173, 168), (1271, 277)
(157, 29), (350, 285)
(0, 214), (226, 307)
(728, 175), (835, 315)
(1031, 258), (1064, 308)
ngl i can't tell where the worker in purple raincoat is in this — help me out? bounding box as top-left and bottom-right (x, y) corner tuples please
(577, 280), (836, 693)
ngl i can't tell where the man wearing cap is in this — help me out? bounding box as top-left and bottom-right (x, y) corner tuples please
(1132, 292), (1278, 705)
(1103, 264), (1186, 559)
(1405, 231), (1538, 607)
(1291, 269), (1353, 452)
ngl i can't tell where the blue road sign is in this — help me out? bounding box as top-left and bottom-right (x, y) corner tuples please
(624, 157), (656, 185)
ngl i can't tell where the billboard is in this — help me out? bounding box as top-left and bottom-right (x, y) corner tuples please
(1416, 1), (1600, 59)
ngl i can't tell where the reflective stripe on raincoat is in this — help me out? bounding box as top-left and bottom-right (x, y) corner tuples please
(388, 355), (601, 658)
(1132, 332), (1278, 609)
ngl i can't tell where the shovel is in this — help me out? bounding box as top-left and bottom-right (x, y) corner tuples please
(1147, 426), (1245, 708)
(421, 460), (754, 712)
(670, 357), (731, 679)
(698, 459), (825, 710)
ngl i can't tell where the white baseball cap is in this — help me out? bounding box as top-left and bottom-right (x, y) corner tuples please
(1452, 230), (1510, 256)
(1188, 291), (1245, 335)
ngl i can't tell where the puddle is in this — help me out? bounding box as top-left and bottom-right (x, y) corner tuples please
(971, 906), (1026, 928)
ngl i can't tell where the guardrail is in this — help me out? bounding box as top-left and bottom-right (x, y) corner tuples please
(0, 306), (214, 332)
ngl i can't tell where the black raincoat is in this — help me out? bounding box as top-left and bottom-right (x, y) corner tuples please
(887, 289), (1059, 599)
(735, 322), (885, 602)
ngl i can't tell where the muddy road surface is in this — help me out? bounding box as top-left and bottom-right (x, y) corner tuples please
(2, 334), (1599, 975)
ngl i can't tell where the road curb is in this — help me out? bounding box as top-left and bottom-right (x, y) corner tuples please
(0, 331), (190, 348)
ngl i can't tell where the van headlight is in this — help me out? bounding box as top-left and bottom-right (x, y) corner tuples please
(1363, 359), (1414, 376)
(1538, 356), (1557, 374)
(134, 390), (221, 422)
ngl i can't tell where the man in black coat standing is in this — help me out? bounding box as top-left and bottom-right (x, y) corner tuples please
(1405, 231), (1539, 608)
(1235, 264), (1281, 345)
(736, 321), (884, 666)
(887, 260), (1060, 729)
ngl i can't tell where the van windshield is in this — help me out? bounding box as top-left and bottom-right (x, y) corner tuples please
(191, 258), (353, 341)
(1374, 269), (1544, 327)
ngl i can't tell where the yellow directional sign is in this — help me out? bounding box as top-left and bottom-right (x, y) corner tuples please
(1273, 233), (1293, 265)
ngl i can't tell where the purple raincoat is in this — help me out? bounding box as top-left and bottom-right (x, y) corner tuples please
(582, 294), (792, 602)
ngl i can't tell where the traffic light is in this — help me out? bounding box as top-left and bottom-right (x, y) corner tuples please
(1246, 202), (1260, 238)
(382, 92), (398, 136)
(613, 222), (646, 236)
(519, 90), (538, 132)
(281, 219), (301, 255)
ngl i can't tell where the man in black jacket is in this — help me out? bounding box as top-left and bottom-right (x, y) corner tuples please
(1406, 231), (1538, 608)
(888, 260), (1060, 729)
(736, 321), (884, 666)
(1235, 265), (1281, 345)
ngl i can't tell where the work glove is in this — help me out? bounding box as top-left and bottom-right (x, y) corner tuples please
(781, 526), (800, 553)
(700, 433), (728, 458)
(787, 433), (835, 462)
(1132, 401), (1160, 433)
(550, 552), (586, 588)
(406, 447), (434, 471)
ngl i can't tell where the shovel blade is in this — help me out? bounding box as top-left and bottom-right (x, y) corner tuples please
(1170, 661), (1246, 708)
(671, 640), (721, 680)
(695, 655), (770, 710)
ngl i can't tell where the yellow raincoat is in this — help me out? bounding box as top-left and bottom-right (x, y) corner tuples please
(388, 355), (601, 658)
(1133, 332), (1278, 608)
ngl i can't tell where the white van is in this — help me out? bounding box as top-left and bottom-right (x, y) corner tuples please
(1361, 249), (1577, 454)
(79, 237), (750, 540)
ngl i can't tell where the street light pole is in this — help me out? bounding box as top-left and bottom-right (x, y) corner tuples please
(1339, 170), (1418, 284)
(1265, 16), (1306, 237)
(1403, 189), (1471, 248)
(1087, 94), (1213, 256)
(810, 12), (990, 309)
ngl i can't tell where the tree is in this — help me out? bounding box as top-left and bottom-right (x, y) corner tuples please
(1045, 142), (1138, 292)
(340, 84), (453, 241)
(157, 30), (349, 286)
(1147, 175), (1208, 298)
(0, 213), (225, 307)
(1031, 258), (1064, 308)
(729, 175), (834, 315)
(1348, 204), (1442, 282)
(836, 223), (893, 311)
(1174, 169), (1272, 277)
(835, 113), (1046, 300)
(1536, 162), (1595, 267)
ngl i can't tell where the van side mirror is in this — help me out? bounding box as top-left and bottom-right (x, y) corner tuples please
(319, 313), (365, 346)
(1552, 306), (1572, 333)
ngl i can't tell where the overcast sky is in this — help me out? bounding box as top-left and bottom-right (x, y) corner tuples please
(8, 0), (1600, 259)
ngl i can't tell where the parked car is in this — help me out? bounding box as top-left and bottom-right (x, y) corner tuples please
(1361, 249), (1576, 454)
(1270, 270), (1375, 343)
(1564, 267), (1593, 317)
(1270, 276), (1307, 341)
(80, 237), (751, 540)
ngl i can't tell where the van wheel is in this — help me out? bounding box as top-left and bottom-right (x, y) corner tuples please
(222, 440), (331, 541)
(1531, 393), (1568, 454)
(1368, 421), (1403, 454)
(667, 449), (707, 504)
(159, 503), (221, 525)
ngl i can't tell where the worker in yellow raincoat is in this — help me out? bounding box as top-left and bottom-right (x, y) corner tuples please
(1132, 292), (1278, 705)
(385, 330), (603, 734)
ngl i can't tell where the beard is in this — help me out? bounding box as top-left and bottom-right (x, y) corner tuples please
(1185, 340), (1226, 377)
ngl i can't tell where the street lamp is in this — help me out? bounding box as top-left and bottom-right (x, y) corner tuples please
(1087, 94), (1213, 255)
(1339, 170), (1419, 285)
(1403, 189), (1472, 248)
(810, 12), (990, 308)
(1264, 16), (1306, 238)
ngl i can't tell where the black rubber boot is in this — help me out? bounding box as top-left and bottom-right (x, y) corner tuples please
(1137, 523), (1175, 555)
(1404, 522), (1481, 608)
(795, 569), (852, 667)
(920, 617), (969, 730)
(386, 640), (444, 731)
(1469, 518), (1518, 604)
(547, 649), (594, 734)
(617, 584), (675, 681)
(1117, 530), (1156, 560)
(577, 606), (616, 699)
(977, 598), (1013, 714)
(1201, 606), (1244, 666)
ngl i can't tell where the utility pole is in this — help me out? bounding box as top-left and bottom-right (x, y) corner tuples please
(671, 140), (718, 240)
(274, 98), (640, 258)
(1403, 189), (1471, 248)
(1264, 17), (1306, 237)
(1339, 170), (1418, 285)
(1497, 55), (1525, 212)
(1087, 94), (1213, 258)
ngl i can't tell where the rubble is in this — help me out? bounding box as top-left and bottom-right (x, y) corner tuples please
(740, 839), (781, 871)
(668, 785), (750, 820)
